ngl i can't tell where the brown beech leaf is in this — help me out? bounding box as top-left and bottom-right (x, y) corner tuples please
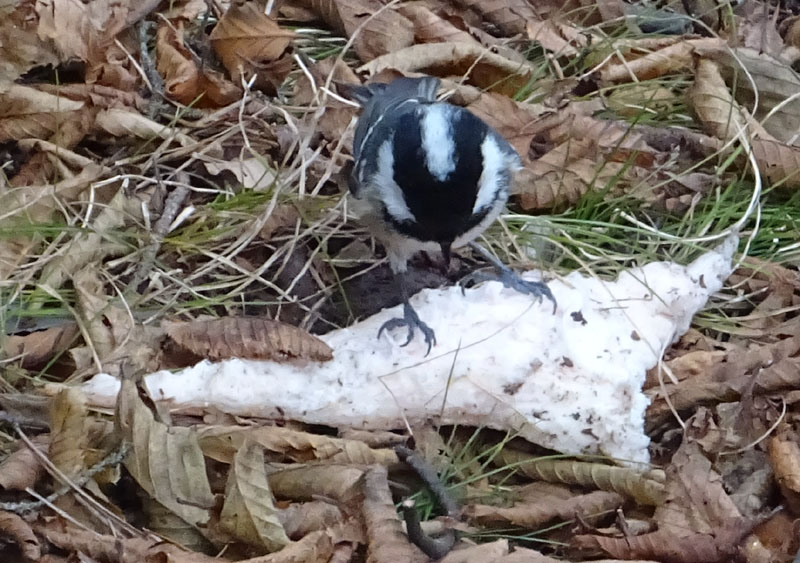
(600, 37), (725, 83)
(3, 323), (79, 369)
(361, 42), (533, 97)
(115, 377), (215, 531)
(219, 440), (290, 550)
(466, 490), (624, 528)
(448, 0), (538, 35)
(157, 22), (242, 107)
(48, 388), (90, 481)
(498, 448), (666, 505)
(0, 0), (60, 82)
(466, 92), (539, 162)
(0, 511), (40, 561)
(164, 317), (333, 362)
(293, 0), (414, 61)
(768, 423), (800, 514)
(398, 3), (479, 45)
(198, 424), (398, 465)
(0, 434), (50, 491)
(526, 18), (586, 57)
(362, 466), (428, 563)
(210, 0), (295, 94)
(0, 85), (86, 143)
(687, 58), (754, 143)
(750, 137), (800, 188)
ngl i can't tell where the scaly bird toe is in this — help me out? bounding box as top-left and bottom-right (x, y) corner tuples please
(378, 302), (437, 356)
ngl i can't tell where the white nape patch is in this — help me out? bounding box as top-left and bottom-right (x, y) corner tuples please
(473, 135), (508, 214)
(421, 105), (456, 181)
(373, 139), (415, 223)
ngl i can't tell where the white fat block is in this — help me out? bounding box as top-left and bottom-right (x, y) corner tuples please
(82, 236), (737, 463)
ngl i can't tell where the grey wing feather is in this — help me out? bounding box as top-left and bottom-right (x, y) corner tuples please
(349, 77), (441, 196)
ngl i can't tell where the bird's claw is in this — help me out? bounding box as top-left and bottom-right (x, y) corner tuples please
(378, 302), (437, 356)
(461, 267), (557, 313)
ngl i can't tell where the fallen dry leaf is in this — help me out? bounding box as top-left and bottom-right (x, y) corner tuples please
(498, 448), (665, 505)
(768, 423), (800, 514)
(219, 440), (290, 551)
(0, 434), (50, 491)
(197, 424), (398, 465)
(0, 85), (86, 143)
(48, 387), (90, 481)
(360, 42), (534, 96)
(0, 511), (41, 561)
(449, 0), (538, 35)
(3, 323), (79, 369)
(156, 22), (242, 107)
(600, 37), (725, 83)
(292, 0), (414, 62)
(466, 489), (624, 528)
(164, 316), (333, 362)
(210, 0), (295, 94)
(362, 465), (428, 563)
(115, 377), (215, 532)
(398, 3), (479, 46)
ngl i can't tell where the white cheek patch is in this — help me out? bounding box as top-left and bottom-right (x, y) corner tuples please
(373, 139), (416, 223)
(421, 105), (456, 181)
(473, 135), (510, 214)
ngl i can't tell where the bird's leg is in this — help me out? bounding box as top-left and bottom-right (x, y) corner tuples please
(463, 241), (557, 313)
(378, 269), (437, 355)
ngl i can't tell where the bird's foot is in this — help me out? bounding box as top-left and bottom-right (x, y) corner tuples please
(461, 266), (557, 313)
(378, 302), (437, 356)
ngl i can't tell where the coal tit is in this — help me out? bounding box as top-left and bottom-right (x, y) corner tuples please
(346, 76), (556, 354)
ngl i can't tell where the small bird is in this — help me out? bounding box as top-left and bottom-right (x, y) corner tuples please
(346, 76), (556, 354)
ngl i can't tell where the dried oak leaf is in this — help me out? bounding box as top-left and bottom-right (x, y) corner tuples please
(164, 317), (333, 362)
(291, 0), (414, 61)
(156, 22), (241, 107)
(210, 0), (295, 95)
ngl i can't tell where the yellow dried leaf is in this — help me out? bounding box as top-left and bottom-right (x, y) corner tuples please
(164, 317), (333, 362)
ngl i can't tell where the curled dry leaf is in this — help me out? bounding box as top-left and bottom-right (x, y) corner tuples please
(115, 377), (215, 531)
(750, 137), (800, 188)
(646, 330), (800, 430)
(3, 323), (79, 369)
(0, 434), (50, 491)
(362, 465), (428, 563)
(156, 22), (242, 108)
(687, 58), (756, 143)
(49, 388), (90, 481)
(360, 42), (534, 96)
(278, 501), (348, 541)
(294, 0), (414, 61)
(0, 0), (60, 82)
(768, 424), (800, 514)
(600, 37), (725, 83)
(197, 424), (398, 465)
(95, 107), (195, 145)
(210, 0), (295, 94)
(466, 490), (624, 528)
(0, 85), (86, 142)
(449, 0), (538, 35)
(219, 440), (290, 551)
(398, 3), (479, 45)
(498, 448), (666, 505)
(0, 511), (41, 561)
(526, 18), (586, 57)
(164, 317), (333, 362)
(267, 464), (365, 503)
